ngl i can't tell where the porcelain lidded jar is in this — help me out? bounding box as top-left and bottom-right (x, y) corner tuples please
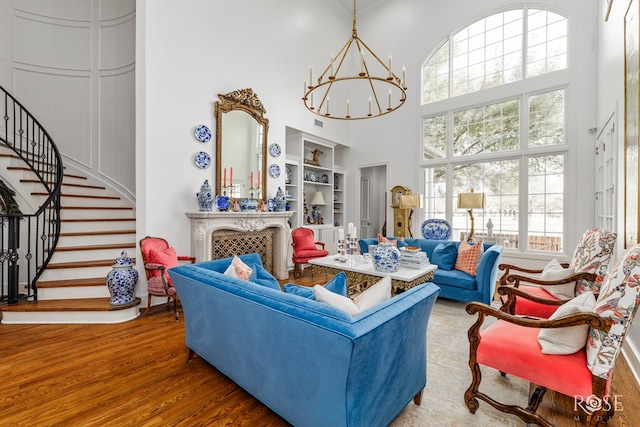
(372, 242), (400, 272)
(106, 251), (138, 305)
(274, 187), (286, 212)
(197, 179), (214, 212)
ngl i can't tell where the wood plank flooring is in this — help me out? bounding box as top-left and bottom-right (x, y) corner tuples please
(0, 271), (638, 426)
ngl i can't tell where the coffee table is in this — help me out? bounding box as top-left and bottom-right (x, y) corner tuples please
(309, 255), (437, 296)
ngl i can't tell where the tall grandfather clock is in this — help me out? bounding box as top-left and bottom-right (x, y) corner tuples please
(390, 185), (411, 238)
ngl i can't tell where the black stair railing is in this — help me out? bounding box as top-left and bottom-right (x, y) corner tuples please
(0, 84), (63, 304)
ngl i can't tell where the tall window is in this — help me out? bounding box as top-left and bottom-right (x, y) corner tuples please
(421, 6), (568, 253)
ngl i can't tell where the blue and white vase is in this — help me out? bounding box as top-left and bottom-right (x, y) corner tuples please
(372, 242), (400, 272)
(106, 251), (138, 305)
(275, 187), (286, 212)
(240, 198), (258, 211)
(197, 180), (213, 212)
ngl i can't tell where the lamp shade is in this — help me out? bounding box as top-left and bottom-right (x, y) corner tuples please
(310, 191), (326, 206)
(399, 194), (420, 209)
(457, 192), (486, 209)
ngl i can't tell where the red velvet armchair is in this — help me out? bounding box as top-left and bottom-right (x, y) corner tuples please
(139, 236), (195, 321)
(291, 227), (329, 279)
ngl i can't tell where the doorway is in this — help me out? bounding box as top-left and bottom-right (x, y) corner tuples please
(359, 164), (387, 239)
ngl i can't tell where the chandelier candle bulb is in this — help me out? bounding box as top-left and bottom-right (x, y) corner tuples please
(330, 55), (335, 77)
(402, 65), (406, 87)
(309, 67), (313, 87)
(360, 51), (365, 74)
(388, 89), (392, 110)
(311, 93), (314, 109)
(368, 97), (372, 115)
(347, 99), (350, 117)
(303, 80), (306, 98)
(388, 53), (393, 78)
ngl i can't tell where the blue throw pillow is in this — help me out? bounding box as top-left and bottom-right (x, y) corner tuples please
(431, 242), (458, 271)
(249, 264), (281, 290)
(283, 272), (348, 300)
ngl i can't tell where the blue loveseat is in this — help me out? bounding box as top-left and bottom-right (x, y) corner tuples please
(168, 253), (440, 427)
(359, 238), (503, 305)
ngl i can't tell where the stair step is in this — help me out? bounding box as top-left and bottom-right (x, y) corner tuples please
(37, 277), (107, 288)
(7, 166), (87, 180)
(47, 243), (136, 263)
(52, 243), (136, 252)
(0, 298), (141, 324)
(59, 218), (136, 232)
(22, 180), (106, 190)
(45, 258), (135, 269)
(1, 297), (140, 312)
(60, 206), (133, 210)
(33, 192), (120, 200)
(58, 229), (135, 237)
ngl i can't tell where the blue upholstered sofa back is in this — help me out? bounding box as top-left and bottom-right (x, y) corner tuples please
(168, 254), (441, 427)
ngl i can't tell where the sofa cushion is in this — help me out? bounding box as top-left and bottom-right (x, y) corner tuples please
(314, 275), (391, 316)
(249, 265), (281, 291)
(454, 240), (484, 276)
(430, 242), (458, 270)
(433, 269), (477, 290)
(377, 233), (408, 248)
(223, 255), (253, 280)
(282, 272), (348, 299)
(538, 291), (596, 355)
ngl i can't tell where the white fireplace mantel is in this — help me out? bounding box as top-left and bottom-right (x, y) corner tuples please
(185, 211), (293, 279)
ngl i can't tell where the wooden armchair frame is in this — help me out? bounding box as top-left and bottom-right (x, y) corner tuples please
(465, 294), (613, 426)
(498, 263), (596, 314)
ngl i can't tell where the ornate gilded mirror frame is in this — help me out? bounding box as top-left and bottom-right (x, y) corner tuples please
(215, 88), (269, 203)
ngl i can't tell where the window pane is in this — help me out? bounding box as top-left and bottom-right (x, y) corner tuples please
(453, 99), (519, 156)
(449, 160), (520, 246)
(529, 89), (565, 147)
(526, 9), (567, 77)
(422, 41), (450, 103)
(423, 115), (447, 160)
(528, 155), (564, 251)
(423, 167), (447, 217)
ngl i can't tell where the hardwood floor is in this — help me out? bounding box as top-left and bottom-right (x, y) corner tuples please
(1, 271), (639, 426)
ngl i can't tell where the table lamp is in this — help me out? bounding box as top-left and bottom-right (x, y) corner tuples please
(457, 189), (486, 242)
(310, 191), (326, 224)
(399, 194), (421, 238)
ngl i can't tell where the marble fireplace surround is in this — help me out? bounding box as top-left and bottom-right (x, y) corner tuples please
(185, 212), (293, 280)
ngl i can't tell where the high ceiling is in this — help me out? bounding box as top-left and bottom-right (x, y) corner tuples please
(334, 0), (387, 15)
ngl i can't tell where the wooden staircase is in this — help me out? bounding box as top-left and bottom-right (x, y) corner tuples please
(1, 152), (139, 324)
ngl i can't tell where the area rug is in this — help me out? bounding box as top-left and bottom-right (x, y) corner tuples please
(391, 298), (529, 426)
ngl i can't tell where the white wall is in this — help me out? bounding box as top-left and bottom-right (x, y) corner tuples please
(597, 0), (640, 384)
(0, 0), (136, 198)
(137, 0), (351, 253)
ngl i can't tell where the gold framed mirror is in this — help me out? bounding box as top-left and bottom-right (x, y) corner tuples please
(215, 88), (268, 203)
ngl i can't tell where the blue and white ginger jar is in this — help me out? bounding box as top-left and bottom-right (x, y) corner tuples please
(372, 242), (400, 272)
(274, 187), (286, 212)
(197, 180), (213, 212)
(106, 251), (138, 305)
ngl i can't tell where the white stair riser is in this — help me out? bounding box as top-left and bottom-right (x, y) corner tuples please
(38, 285), (111, 300)
(59, 209), (134, 219)
(57, 233), (135, 246)
(40, 195), (127, 208)
(1, 307), (140, 324)
(60, 220), (137, 233)
(39, 265), (117, 282)
(49, 247), (137, 263)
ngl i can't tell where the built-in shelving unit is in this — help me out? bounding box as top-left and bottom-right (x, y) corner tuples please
(285, 128), (347, 251)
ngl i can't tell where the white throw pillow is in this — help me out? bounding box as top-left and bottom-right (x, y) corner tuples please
(537, 291), (597, 355)
(314, 276), (392, 317)
(540, 258), (576, 300)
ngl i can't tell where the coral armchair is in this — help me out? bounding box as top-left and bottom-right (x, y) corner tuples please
(291, 227), (329, 279)
(465, 243), (640, 426)
(139, 236), (195, 321)
(499, 228), (617, 318)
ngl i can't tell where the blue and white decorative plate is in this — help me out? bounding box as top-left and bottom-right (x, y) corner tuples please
(194, 125), (212, 143)
(334, 174), (340, 190)
(267, 198), (276, 211)
(310, 172), (319, 182)
(285, 165), (293, 184)
(321, 173), (329, 184)
(269, 164), (281, 178)
(269, 143), (281, 157)
(194, 151), (211, 169)
(215, 195), (230, 211)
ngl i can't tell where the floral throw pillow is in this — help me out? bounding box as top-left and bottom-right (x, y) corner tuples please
(454, 240), (483, 276)
(223, 256), (253, 280)
(569, 228), (617, 295)
(585, 243), (640, 380)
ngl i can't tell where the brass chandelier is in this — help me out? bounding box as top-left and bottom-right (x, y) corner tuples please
(302, 0), (407, 120)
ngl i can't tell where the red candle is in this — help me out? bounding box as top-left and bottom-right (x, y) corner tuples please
(250, 171), (254, 189)
(257, 170), (261, 188)
(223, 168), (227, 187)
(230, 167), (233, 186)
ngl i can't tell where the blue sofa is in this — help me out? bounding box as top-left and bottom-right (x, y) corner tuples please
(168, 253), (441, 427)
(359, 238), (503, 305)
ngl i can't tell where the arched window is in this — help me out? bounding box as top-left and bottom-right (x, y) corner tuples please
(420, 6), (569, 253)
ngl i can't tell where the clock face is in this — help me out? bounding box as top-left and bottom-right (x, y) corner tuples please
(394, 189), (403, 206)
(391, 185), (408, 207)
